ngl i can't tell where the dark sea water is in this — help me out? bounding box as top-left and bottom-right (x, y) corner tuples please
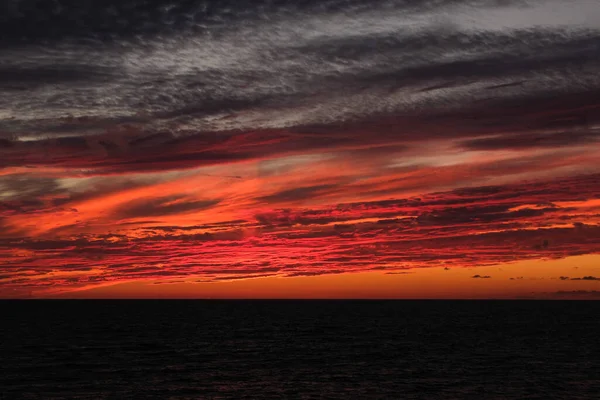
(1, 300), (599, 399)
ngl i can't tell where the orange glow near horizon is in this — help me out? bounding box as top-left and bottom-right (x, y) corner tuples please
(43, 255), (600, 300)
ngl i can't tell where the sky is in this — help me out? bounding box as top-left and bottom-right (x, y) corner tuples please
(1, 0), (599, 299)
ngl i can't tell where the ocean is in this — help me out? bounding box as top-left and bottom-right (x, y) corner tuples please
(1, 300), (599, 399)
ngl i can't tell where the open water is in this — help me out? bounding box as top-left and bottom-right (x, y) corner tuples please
(1, 300), (599, 399)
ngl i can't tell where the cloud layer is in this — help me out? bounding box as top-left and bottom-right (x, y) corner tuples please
(2, 173), (599, 296)
(1, 0), (600, 297)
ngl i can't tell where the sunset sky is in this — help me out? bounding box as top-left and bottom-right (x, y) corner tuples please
(1, 0), (599, 299)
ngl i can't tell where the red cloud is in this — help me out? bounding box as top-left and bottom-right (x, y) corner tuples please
(1, 173), (599, 297)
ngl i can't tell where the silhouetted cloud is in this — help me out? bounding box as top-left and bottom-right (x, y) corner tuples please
(570, 276), (600, 281)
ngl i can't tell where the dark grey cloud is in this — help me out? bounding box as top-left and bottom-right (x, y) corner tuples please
(321, 29), (600, 87)
(257, 184), (339, 203)
(0, 175), (67, 217)
(461, 130), (600, 150)
(0, 65), (115, 87)
(284, 270), (346, 277)
(570, 276), (600, 281)
(0, 1), (534, 46)
(1, 0), (599, 147)
(210, 273), (278, 281)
